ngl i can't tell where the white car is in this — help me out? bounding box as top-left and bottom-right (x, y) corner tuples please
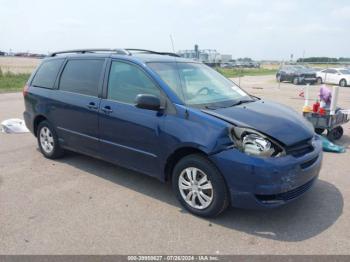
(316, 68), (350, 87)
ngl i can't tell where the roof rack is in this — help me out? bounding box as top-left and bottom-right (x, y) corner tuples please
(48, 48), (180, 58)
(49, 48), (131, 57)
(125, 48), (180, 57)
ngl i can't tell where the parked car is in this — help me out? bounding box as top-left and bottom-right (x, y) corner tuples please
(316, 68), (350, 87)
(23, 49), (322, 217)
(219, 63), (232, 69)
(247, 62), (260, 68)
(276, 65), (317, 85)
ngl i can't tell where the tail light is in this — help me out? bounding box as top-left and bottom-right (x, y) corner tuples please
(23, 84), (29, 97)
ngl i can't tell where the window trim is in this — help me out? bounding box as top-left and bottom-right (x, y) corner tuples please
(57, 57), (107, 98)
(104, 59), (167, 106)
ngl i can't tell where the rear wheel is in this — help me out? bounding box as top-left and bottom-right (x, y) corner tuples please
(172, 154), (229, 217)
(339, 79), (347, 87)
(37, 121), (64, 159)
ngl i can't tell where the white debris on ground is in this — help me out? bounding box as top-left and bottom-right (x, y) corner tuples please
(1, 119), (29, 134)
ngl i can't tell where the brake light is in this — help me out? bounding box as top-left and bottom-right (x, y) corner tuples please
(23, 84), (29, 97)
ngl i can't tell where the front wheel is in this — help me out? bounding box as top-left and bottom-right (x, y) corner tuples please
(276, 74), (282, 82)
(37, 121), (64, 159)
(316, 77), (323, 85)
(293, 77), (299, 85)
(339, 79), (347, 87)
(172, 154), (229, 217)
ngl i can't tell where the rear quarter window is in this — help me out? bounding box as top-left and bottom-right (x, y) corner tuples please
(59, 59), (105, 97)
(31, 59), (64, 89)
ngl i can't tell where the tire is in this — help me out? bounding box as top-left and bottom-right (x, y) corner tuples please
(293, 77), (299, 85)
(316, 77), (323, 85)
(172, 154), (229, 217)
(37, 120), (64, 159)
(339, 79), (347, 87)
(327, 126), (343, 141)
(315, 128), (325, 135)
(276, 74), (282, 82)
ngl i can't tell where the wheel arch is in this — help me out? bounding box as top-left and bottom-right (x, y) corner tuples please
(339, 78), (347, 86)
(164, 147), (207, 182)
(33, 115), (48, 137)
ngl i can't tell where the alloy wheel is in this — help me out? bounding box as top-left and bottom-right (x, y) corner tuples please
(39, 127), (54, 154)
(178, 167), (213, 210)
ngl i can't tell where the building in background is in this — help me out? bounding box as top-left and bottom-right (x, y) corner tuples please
(220, 54), (232, 63)
(178, 45), (231, 65)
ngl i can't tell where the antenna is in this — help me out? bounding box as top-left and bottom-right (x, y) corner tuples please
(169, 34), (176, 53)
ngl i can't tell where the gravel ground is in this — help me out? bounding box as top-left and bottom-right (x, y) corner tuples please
(0, 75), (349, 254)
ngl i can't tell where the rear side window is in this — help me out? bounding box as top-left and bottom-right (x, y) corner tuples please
(59, 59), (105, 96)
(31, 59), (64, 88)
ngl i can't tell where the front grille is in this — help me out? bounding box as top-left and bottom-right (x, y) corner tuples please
(275, 178), (316, 201)
(286, 138), (314, 157)
(301, 73), (316, 78)
(256, 177), (316, 203)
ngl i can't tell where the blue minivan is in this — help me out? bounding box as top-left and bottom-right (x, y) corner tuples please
(23, 49), (322, 217)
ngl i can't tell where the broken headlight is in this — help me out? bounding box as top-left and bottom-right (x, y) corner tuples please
(230, 127), (285, 157)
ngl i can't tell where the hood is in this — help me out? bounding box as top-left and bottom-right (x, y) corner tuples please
(296, 68), (316, 74)
(203, 100), (314, 146)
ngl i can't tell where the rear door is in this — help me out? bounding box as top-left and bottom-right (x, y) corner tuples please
(322, 69), (336, 84)
(318, 69), (327, 82)
(50, 58), (106, 155)
(98, 60), (165, 177)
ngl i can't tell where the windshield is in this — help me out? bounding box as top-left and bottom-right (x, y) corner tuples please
(283, 65), (311, 71)
(293, 65), (310, 70)
(148, 62), (252, 108)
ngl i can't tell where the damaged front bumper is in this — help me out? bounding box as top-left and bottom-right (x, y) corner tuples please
(209, 136), (322, 209)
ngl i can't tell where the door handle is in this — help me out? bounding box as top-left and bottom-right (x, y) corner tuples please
(87, 102), (98, 110)
(101, 106), (113, 114)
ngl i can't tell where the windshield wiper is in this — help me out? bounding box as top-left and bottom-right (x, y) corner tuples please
(204, 105), (222, 110)
(203, 99), (254, 110)
(229, 99), (255, 107)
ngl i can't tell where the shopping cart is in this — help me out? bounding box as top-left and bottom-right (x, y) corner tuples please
(303, 109), (349, 140)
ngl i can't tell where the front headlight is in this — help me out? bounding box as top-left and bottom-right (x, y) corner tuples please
(230, 127), (285, 157)
(242, 133), (275, 157)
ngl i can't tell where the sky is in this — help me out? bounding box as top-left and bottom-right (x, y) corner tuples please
(0, 0), (349, 60)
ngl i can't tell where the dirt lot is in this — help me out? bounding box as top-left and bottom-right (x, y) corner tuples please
(0, 57), (40, 74)
(0, 75), (349, 254)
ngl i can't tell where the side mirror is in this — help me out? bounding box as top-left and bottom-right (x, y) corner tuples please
(135, 94), (161, 111)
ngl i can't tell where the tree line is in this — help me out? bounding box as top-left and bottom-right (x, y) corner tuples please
(297, 57), (350, 63)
